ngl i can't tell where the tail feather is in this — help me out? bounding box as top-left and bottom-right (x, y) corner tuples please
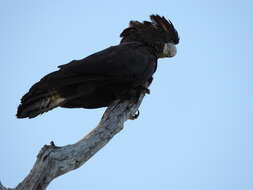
(16, 69), (97, 118)
(17, 91), (66, 119)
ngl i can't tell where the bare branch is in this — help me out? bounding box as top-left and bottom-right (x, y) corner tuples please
(0, 182), (8, 190)
(1, 88), (147, 190)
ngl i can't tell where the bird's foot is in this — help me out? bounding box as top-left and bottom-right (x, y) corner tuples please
(143, 87), (150, 94)
(136, 85), (150, 95)
(129, 110), (140, 120)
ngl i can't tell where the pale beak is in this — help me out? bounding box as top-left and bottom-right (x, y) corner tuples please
(161, 43), (177, 58)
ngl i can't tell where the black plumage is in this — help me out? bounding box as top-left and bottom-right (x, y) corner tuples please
(17, 14), (179, 118)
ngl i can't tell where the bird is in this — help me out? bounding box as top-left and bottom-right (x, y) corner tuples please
(16, 14), (179, 119)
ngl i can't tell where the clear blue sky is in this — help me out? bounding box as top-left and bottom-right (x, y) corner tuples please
(1, 0), (252, 189)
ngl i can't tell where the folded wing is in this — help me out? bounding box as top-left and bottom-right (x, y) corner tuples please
(17, 42), (157, 118)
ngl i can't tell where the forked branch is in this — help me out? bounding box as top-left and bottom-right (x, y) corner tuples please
(0, 87), (147, 190)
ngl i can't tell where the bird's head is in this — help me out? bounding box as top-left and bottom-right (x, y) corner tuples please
(120, 14), (179, 58)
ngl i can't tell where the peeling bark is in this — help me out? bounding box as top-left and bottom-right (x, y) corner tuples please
(0, 88), (147, 190)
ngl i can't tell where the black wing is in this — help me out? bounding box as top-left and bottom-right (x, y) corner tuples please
(58, 42), (157, 83)
(17, 42), (157, 118)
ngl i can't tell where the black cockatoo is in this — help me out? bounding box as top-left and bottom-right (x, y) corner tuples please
(17, 14), (179, 118)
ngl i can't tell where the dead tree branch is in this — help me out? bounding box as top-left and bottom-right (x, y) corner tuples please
(0, 89), (147, 190)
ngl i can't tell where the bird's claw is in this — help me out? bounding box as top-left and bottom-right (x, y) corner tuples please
(139, 85), (150, 94)
(135, 86), (150, 95)
(144, 88), (150, 94)
(129, 110), (140, 120)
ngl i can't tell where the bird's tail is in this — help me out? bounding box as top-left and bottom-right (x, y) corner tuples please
(16, 90), (66, 119)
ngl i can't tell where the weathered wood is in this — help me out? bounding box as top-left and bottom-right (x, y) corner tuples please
(0, 88), (147, 190)
(0, 182), (8, 190)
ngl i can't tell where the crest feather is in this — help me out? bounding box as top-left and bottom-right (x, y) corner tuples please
(120, 14), (179, 45)
(150, 14), (179, 44)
